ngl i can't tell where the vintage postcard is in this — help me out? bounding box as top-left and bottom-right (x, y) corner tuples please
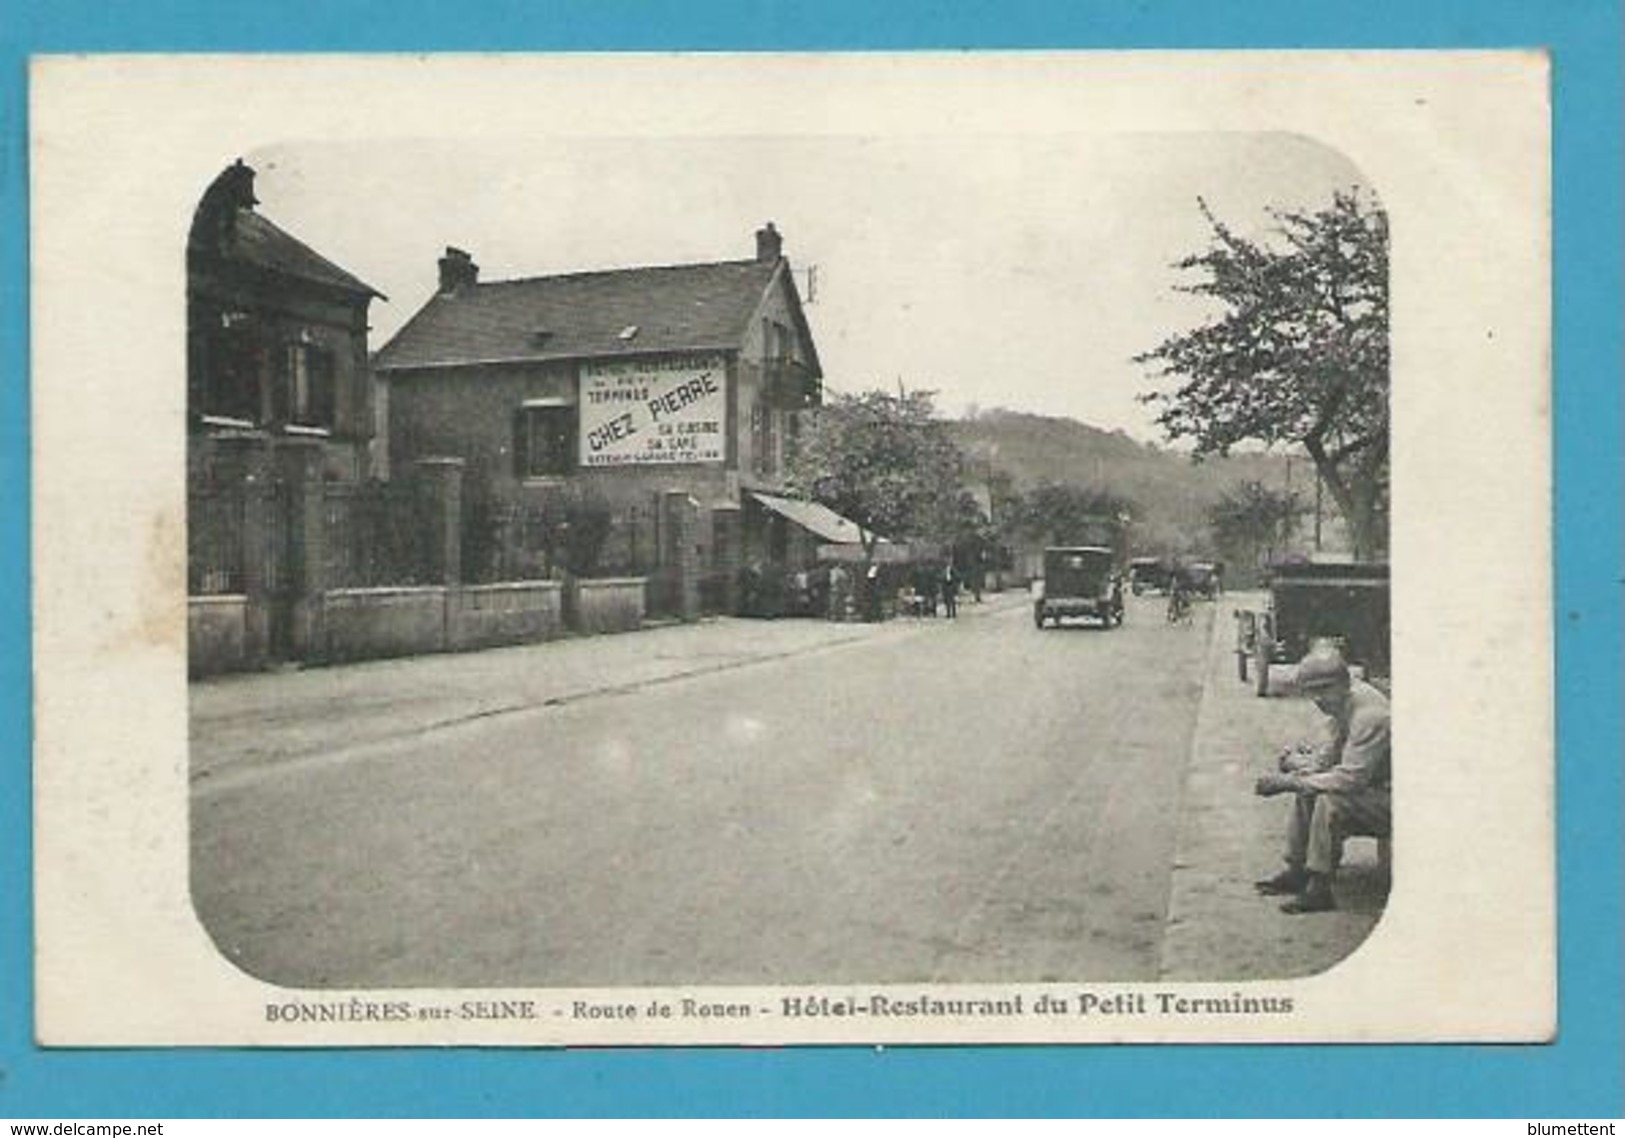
(31, 51), (1550, 1044)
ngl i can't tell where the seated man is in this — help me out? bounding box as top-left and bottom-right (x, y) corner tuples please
(1253, 653), (1391, 914)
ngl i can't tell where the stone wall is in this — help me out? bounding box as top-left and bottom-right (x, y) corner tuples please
(188, 595), (249, 677)
(322, 586), (451, 664)
(571, 577), (647, 635)
(454, 581), (564, 650)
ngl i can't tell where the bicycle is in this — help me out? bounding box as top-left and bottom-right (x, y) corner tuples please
(1166, 588), (1193, 624)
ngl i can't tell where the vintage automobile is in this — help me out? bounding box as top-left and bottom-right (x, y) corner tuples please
(1235, 560), (1390, 694)
(1034, 546), (1123, 629)
(1128, 556), (1169, 595)
(1184, 560), (1224, 600)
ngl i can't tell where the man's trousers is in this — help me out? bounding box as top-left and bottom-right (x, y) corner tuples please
(1286, 788), (1391, 875)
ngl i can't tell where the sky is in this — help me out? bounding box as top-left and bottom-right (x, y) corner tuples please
(249, 132), (1367, 441)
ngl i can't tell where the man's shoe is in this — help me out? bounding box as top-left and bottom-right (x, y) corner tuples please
(1280, 877), (1336, 914)
(1254, 869), (1309, 896)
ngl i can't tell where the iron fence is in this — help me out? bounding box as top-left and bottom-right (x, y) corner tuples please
(187, 488), (244, 595)
(324, 480), (439, 588)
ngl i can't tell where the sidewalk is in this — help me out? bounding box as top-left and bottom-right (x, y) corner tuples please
(190, 588), (1031, 784)
(1159, 591), (1388, 980)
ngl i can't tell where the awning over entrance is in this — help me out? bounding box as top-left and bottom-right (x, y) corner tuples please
(748, 491), (934, 564)
(748, 491), (884, 547)
(816, 541), (914, 565)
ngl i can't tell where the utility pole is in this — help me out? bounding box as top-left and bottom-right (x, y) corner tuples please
(1279, 454), (1294, 563)
(1314, 467), (1324, 552)
(984, 443), (999, 529)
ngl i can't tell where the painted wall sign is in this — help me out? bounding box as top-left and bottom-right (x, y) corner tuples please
(579, 354), (727, 467)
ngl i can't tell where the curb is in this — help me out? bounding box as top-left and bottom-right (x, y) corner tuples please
(1158, 594), (1387, 981)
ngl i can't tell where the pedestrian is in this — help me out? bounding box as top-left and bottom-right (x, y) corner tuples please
(738, 561), (761, 617)
(897, 581), (921, 618)
(941, 562), (959, 618)
(917, 565), (939, 617)
(827, 564), (849, 621)
(1252, 653), (1391, 914)
(809, 566), (830, 620)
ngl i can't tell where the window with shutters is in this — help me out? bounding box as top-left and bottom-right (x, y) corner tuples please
(282, 338), (336, 431)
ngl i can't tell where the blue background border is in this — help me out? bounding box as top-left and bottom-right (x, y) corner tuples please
(2, 0), (1619, 1118)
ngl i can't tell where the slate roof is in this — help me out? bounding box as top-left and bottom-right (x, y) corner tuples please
(225, 210), (383, 299)
(375, 258), (792, 372)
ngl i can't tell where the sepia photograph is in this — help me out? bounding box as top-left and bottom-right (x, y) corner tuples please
(185, 132), (1391, 991)
(31, 51), (1551, 1046)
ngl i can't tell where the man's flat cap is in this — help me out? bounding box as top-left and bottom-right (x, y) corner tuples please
(1295, 653), (1350, 694)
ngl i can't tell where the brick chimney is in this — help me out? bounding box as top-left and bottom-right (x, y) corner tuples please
(754, 222), (783, 263)
(216, 158), (259, 211)
(438, 246), (479, 294)
(189, 159), (260, 255)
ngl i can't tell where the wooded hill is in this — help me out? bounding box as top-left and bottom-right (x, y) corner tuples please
(949, 408), (1307, 557)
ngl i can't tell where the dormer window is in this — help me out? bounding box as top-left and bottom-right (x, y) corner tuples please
(617, 325), (639, 341)
(531, 328), (554, 347)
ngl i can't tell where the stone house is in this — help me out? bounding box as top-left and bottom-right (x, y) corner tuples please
(187, 159), (384, 488)
(373, 223), (835, 612)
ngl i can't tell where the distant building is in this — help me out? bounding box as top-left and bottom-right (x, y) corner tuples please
(186, 159), (384, 486)
(374, 223), (835, 602)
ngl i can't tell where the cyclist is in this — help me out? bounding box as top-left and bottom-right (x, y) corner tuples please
(1166, 570), (1192, 623)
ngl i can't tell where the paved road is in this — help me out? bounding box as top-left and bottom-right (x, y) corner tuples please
(193, 595), (1215, 988)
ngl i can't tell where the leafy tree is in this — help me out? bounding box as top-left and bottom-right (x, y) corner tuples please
(1010, 480), (1135, 560)
(937, 487), (1001, 574)
(1137, 189), (1388, 559)
(1206, 480), (1303, 577)
(784, 389), (966, 561)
